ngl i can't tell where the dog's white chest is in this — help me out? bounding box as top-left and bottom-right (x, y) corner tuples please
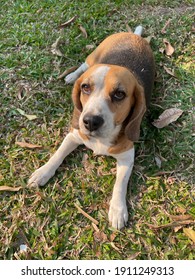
(83, 137), (111, 155)
(72, 129), (113, 156)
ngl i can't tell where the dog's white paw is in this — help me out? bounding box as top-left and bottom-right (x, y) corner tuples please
(108, 200), (128, 230)
(65, 72), (78, 84)
(28, 165), (55, 187)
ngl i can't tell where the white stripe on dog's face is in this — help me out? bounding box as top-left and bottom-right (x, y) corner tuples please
(81, 65), (110, 115)
(79, 65), (119, 140)
(78, 64), (136, 141)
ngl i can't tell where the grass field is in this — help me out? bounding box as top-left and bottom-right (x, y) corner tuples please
(0, 0), (194, 260)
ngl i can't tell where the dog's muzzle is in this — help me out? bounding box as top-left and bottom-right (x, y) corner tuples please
(83, 114), (104, 132)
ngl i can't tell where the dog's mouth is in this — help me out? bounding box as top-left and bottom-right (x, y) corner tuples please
(89, 130), (104, 138)
(80, 127), (104, 138)
(79, 112), (120, 140)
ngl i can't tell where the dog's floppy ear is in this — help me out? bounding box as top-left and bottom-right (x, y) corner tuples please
(72, 77), (82, 111)
(125, 82), (146, 142)
(71, 78), (82, 129)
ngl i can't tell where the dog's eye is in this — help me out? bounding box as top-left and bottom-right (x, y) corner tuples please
(81, 83), (91, 94)
(112, 90), (126, 101)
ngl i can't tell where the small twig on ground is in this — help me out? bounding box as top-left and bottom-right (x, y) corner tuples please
(161, 19), (171, 34)
(58, 15), (77, 29)
(0, 186), (23, 192)
(74, 203), (99, 225)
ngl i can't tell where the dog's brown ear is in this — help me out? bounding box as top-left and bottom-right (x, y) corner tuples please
(125, 82), (146, 142)
(71, 78), (82, 129)
(72, 78), (82, 111)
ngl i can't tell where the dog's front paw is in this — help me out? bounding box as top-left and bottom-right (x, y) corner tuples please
(108, 200), (128, 230)
(28, 165), (55, 187)
(65, 72), (78, 84)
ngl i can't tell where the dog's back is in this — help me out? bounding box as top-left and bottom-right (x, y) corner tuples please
(86, 33), (155, 106)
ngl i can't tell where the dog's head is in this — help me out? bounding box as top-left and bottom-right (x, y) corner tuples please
(71, 64), (146, 142)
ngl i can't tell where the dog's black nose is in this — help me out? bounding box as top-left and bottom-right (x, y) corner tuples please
(83, 114), (104, 132)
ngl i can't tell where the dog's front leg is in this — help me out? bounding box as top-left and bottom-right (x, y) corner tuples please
(108, 148), (135, 229)
(65, 62), (88, 84)
(28, 131), (82, 187)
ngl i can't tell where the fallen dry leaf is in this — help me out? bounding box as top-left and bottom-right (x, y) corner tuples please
(16, 108), (37, 120)
(170, 214), (193, 221)
(78, 25), (88, 38)
(176, 207), (187, 214)
(58, 15), (77, 29)
(15, 141), (42, 149)
(0, 186), (23, 192)
(128, 252), (141, 260)
(174, 225), (183, 233)
(26, 115), (37, 121)
(152, 108), (183, 128)
(93, 231), (108, 243)
(183, 228), (195, 243)
(36, 8), (43, 14)
(109, 232), (117, 242)
(51, 37), (63, 57)
(163, 38), (175, 56)
(163, 66), (177, 78)
(17, 83), (31, 100)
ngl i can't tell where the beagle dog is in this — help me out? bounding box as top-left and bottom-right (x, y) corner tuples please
(28, 26), (155, 230)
